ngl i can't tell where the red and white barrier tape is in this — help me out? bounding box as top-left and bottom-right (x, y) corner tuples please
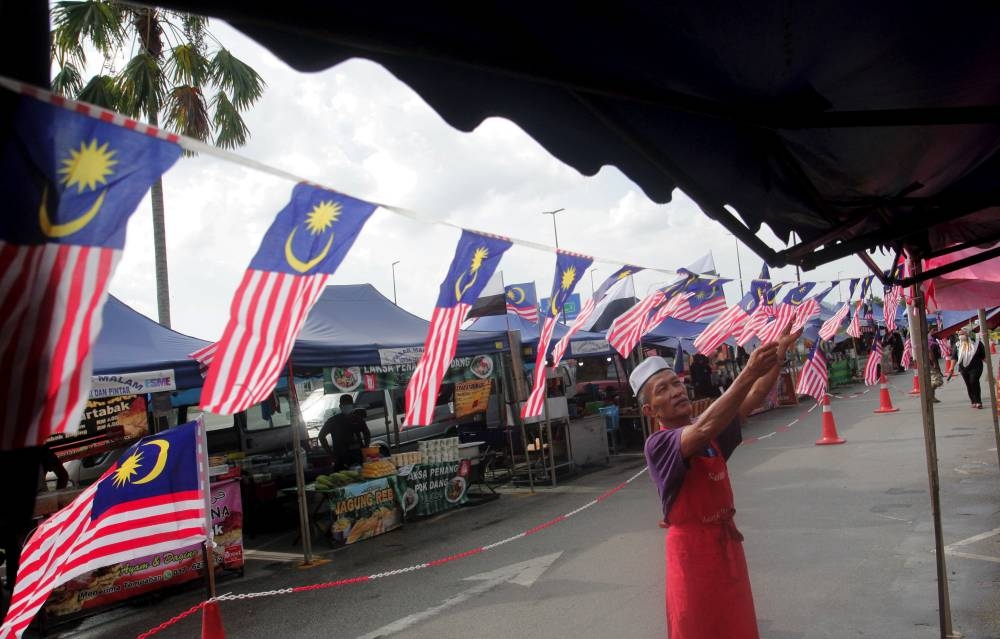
(137, 467), (648, 637)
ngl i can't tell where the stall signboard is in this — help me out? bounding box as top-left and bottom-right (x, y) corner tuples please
(48, 394), (150, 462)
(89, 369), (176, 399)
(455, 379), (493, 418)
(393, 460), (470, 518)
(325, 353), (499, 393)
(322, 477), (403, 546)
(44, 479), (243, 620)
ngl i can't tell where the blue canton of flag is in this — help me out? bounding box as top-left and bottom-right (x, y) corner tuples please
(92, 420), (202, 519)
(0, 92), (181, 450)
(504, 282), (539, 323)
(406, 231), (512, 426)
(812, 283), (838, 303)
(595, 265), (643, 301)
(673, 341), (687, 374)
(781, 282), (817, 306)
(1, 97), (182, 248)
(859, 275), (875, 300)
(249, 184), (377, 275)
(544, 252), (594, 319)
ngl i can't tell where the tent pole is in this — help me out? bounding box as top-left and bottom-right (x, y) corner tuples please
(285, 365), (314, 566)
(908, 257), (957, 639)
(977, 308), (1000, 472)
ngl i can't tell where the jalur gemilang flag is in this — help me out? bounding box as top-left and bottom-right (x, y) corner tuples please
(523, 251), (593, 419)
(405, 231), (512, 427)
(693, 269), (770, 355)
(1, 420), (208, 638)
(504, 282), (539, 323)
(550, 264), (641, 366)
(0, 88), (181, 449)
(795, 344), (828, 401)
(200, 184), (377, 414)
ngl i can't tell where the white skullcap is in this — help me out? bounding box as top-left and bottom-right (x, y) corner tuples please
(629, 356), (671, 397)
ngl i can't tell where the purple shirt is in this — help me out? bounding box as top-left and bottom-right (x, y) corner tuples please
(644, 418), (742, 519)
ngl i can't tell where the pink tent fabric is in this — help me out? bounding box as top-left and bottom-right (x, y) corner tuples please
(923, 246), (1000, 312)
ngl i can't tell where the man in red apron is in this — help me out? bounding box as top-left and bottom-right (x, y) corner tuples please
(631, 324), (800, 638)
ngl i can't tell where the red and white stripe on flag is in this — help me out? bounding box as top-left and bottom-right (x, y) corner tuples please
(901, 338), (913, 370)
(736, 304), (773, 346)
(846, 302), (863, 338)
(791, 299), (820, 333)
(0, 242), (119, 449)
(693, 303), (747, 354)
(864, 342), (883, 386)
(670, 294), (728, 323)
(522, 317), (559, 419)
(507, 303), (539, 324)
(200, 270), (328, 414)
(608, 290), (664, 357)
(818, 302), (850, 342)
(795, 348), (828, 401)
(756, 305), (796, 344)
(188, 342), (217, 377)
(404, 303), (471, 427)
(550, 298), (596, 367)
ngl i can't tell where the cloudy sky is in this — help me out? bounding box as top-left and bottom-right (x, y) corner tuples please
(106, 20), (891, 341)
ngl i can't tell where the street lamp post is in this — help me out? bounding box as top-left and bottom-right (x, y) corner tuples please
(590, 268), (599, 295)
(391, 260), (400, 305)
(733, 235), (744, 298)
(837, 271), (843, 302)
(541, 208), (565, 249)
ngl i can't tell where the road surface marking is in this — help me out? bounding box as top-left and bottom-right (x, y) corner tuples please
(354, 553), (563, 638)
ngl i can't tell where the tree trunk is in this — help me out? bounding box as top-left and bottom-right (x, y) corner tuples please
(148, 111), (171, 328)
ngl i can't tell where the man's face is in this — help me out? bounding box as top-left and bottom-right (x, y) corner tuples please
(640, 370), (692, 428)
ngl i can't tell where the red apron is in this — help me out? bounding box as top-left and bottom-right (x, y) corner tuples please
(664, 442), (758, 639)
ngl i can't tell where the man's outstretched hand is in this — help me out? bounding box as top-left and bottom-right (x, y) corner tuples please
(776, 321), (803, 354)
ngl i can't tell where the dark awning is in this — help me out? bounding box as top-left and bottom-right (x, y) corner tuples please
(129, 1), (1000, 281)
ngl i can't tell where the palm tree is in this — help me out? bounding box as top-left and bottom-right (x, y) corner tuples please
(51, 1), (265, 328)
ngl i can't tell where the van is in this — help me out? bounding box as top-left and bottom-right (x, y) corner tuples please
(299, 383), (484, 452)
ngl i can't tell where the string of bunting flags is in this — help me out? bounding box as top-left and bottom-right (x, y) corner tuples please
(1, 75), (903, 446)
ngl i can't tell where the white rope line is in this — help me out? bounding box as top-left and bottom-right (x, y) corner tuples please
(0, 74), (877, 283)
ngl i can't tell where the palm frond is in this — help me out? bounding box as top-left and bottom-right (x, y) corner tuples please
(77, 74), (121, 109)
(166, 85), (211, 141)
(51, 62), (85, 97)
(116, 52), (165, 118)
(211, 49), (265, 111)
(211, 91), (251, 149)
(50, 0), (127, 61)
(167, 43), (211, 86)
(182, 13), (209, 49)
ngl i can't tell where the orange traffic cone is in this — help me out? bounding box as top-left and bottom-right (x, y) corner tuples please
(816, 395), (846, 445)
(992, 341), (997, 355)
(202, 600), (226, 639)
(874, 373), (900, 413)
(908, 371), (921, 396)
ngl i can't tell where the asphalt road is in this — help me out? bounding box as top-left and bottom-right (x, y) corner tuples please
(42, 373), (1000, 638)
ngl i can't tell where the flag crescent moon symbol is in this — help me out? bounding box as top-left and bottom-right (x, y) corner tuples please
(285, 227), (335, 273)
(132, 439), (170, 485)
(510, 287), (525, 304)
(38, 186), (107, 238)
(454, 270), (479, 302)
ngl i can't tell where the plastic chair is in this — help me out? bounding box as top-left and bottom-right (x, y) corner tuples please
(598, 405), (620, 455)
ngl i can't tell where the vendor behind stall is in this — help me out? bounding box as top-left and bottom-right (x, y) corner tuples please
(0, 444), (68, 591)
(318, 395), (371, 470)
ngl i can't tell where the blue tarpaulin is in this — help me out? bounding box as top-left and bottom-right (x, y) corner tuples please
(466, 313), (611, 357)
(93, 296), (210, 390)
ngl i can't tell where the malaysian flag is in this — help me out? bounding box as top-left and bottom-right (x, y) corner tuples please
(199, 184), (377, 414)
(795, 344), (828, 401)
(864, 336), (883, 386)
(792, 284), (836, 333)
(405, 231), (511, 426)
(693, 268), (771, 354)
(0, 88), (181, 450)
(635, 270), (705, 336)
(846, 302), (864, 338)
(938, 338), (952, 360)
(551, 265), (640, 366)
(737, 283), (786, 346)
(522, 251), (593, 418)
(660, 276), (730, 323)
(901, 338), (913, 370)
(818, 302), (851, 341)
(883, 261), (904, 331)
(1, 420), (208, 638)
(607, 289), (666, 357)
(757, 282), (816, 343)
(504, 282), (539, 323)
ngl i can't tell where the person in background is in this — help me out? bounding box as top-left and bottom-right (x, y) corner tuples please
(889, 330), (904, 372)
(318, 395), (371, 469)
(948, 327), (987, 408)
(688, 354), (719, 399)
(635, 323), (801, 639)
(927, 335), (944, 403)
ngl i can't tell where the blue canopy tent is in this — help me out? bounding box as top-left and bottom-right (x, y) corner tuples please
(289, 284), (509, 368)
(641, 316), (712, 347)
(465, 312), (611, 357)
(93, 296), (210, 391)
